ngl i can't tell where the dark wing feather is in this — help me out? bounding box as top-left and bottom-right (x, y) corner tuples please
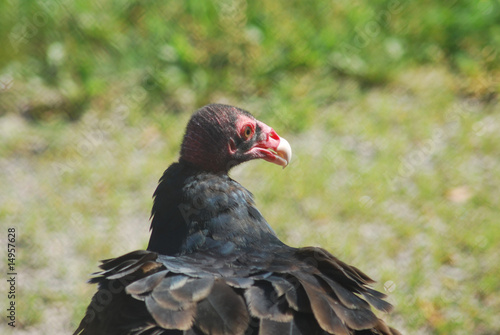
(223, 277), (254, 288)
(265, 275), (311, 313)
(127, 270), (169, 297)
(193, 280), (250, 335)
(151, 286), (191, 310)
(244, 281), (293, 322)
(145, 294), (196, 330)
(320, 274), (371, 310)
(75, 246), (398, 335)
(361, 288), (394, 313)
(258, 319), (297, 335)
(296, 273), (350, 335)
(169, 277), (215, 302)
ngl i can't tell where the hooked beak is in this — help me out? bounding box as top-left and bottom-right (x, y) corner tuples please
(250, 121), (292, 168)
(271, 137), (292, 168)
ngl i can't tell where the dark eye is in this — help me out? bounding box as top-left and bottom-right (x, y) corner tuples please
(242, 126), (252, 140)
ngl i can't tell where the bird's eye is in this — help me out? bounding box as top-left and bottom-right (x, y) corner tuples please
(242, 126), (253, 140)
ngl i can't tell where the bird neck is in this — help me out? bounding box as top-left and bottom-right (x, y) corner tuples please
(147, 162), (281, 255)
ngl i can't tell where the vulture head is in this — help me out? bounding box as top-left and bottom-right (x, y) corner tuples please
(180, 104), (292, 172)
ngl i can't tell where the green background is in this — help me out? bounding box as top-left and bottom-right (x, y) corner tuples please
(1, 0), (499, 334)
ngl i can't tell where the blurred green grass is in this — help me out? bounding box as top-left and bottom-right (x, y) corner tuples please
(1, 0), (498, 120)
(1, 1), (499, 334)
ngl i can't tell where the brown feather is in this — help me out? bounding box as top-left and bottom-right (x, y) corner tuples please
(194, 281), (249, 335)
(169, 277), (215, 302)
(145, 295), (195, 330)
(298, 278), (350, 334)
(126, 270), (169, 296)
(244, 282), (293, 322)
(259, 319), (294, 335)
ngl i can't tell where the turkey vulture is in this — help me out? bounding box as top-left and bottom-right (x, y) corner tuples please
(74, 104), (399, 335)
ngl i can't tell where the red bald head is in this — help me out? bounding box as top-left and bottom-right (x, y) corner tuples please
(180, 104), (291, 173)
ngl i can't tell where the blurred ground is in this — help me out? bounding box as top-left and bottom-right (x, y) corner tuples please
(1, 1), (499, 334)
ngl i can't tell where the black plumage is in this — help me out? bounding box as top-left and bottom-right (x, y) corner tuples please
(74, 104), (399, 335)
